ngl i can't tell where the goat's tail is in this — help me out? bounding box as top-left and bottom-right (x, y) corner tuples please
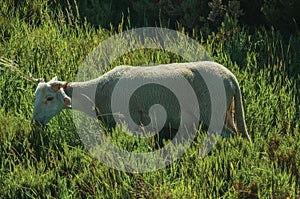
(234, 83), (251, 142)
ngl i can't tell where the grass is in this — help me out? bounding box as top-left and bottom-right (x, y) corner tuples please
(0, 0), (299, 198)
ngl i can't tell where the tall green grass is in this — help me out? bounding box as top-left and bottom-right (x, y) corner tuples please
(0, 1), (299, 198)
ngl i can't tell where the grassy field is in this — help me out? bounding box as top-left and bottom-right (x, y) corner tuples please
(0, 1), (299, 198)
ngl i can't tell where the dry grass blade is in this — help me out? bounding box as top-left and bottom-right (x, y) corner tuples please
(0, 57), (40, 82)
(0, 57), (21, 72)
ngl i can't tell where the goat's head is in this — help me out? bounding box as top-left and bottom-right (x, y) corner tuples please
(32, 76), (71, 125)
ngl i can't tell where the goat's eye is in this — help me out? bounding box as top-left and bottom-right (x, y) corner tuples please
(46, 96), (54, 101)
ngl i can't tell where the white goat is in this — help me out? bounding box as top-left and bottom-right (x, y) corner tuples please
(32, 61), (251, 141)
(32, 77), (71, 124)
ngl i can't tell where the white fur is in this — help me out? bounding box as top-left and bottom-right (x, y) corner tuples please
(32, 61), (251, 141)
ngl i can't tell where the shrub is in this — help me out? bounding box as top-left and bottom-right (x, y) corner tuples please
(261, 0), (300, 32)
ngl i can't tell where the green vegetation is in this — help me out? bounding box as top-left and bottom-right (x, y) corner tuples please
(0, 0), (299, 198)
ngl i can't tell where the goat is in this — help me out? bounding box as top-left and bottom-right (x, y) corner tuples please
(32, 61), (251, 141)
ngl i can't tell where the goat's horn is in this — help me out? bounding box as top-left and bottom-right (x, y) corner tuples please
(29, 73), (44, 83)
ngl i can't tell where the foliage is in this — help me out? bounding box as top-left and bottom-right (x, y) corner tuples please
(261, 0), (300, 32)
(54, 0), (300, 34)
(0, 0), (299, 198)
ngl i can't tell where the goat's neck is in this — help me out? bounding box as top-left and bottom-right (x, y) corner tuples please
(64, 82), (76, 98)
(64, 82), (73, 98)
(64, 80), (100, 115)
(65, 79), (100, 98)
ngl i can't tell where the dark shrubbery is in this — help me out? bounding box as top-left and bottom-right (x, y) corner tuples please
(261, 0), (300, 32)
(53, 0), (299, 34)
(6, 0), (298, 34)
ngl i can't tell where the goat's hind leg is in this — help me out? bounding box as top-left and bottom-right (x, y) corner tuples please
(222, 97), (238, 138)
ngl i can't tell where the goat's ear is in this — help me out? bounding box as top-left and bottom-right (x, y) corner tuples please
(61, 82), (68, 89)
(49, 76), (58, 83)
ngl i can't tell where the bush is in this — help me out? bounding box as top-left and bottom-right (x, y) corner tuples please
(261, 0), (300, 32)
